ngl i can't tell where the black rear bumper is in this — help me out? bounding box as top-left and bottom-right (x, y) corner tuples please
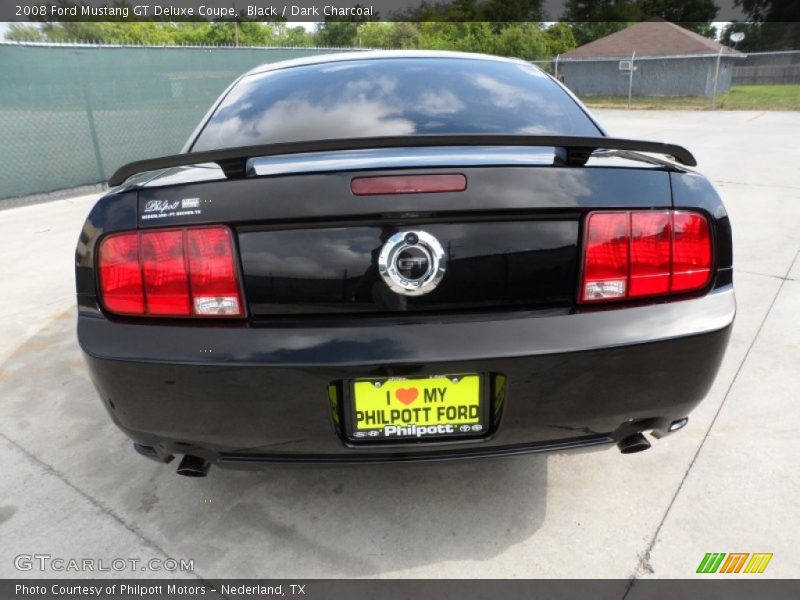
(79, 285), (734, 465)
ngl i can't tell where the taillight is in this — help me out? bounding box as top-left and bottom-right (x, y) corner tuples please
(630, 212), (671, 297)
(582, 213), (629, 301)
(580, 210), (712, 304)
(351, 174), (467, 195)
(186, 227), (242, 316)
(141, 230), (191, 316)
(671, 212), (712, 292)
(96, 233), (144, 315)
(98, 226), (244, 318)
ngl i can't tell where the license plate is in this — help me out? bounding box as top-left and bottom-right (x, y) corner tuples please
(348, 374), (485, 441)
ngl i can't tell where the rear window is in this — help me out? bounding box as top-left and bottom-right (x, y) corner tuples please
(191, 57), (601, 151)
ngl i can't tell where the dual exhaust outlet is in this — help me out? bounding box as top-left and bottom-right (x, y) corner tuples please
(173, 423), (684, 476)
(174, 435), (652, 477)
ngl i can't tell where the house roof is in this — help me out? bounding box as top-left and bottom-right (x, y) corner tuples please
(563, 21), (741, 58)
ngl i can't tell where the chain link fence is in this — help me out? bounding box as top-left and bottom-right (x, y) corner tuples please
(533, 50), (799, 109)
(533, 52), (742, 108)
(0, 42), (362, 199)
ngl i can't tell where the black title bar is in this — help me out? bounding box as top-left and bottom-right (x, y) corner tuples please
(4, 579), (800, 600)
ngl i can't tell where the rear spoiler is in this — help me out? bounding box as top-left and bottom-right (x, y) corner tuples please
(107, 135), (696, 187)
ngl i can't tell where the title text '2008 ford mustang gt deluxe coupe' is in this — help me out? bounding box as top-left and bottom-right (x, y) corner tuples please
(76, 51), (734, 476)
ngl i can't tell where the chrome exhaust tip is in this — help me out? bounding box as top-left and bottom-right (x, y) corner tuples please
(176, 454), (211, 477)
(617, 432), (651, 454)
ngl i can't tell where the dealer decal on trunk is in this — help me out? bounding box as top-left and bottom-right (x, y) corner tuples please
(141, 198), (203, 221)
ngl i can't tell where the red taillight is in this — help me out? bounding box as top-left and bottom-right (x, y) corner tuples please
(98, 226), (244, 318)
(671, 211), (712, 292)
(580, 210), (712, 304)
(97, 232), (144, 315)
(630, 212), (671, 297)
(582, 213), (630, 301)
(351, 174), (467, 195)
(186, 227), (242, 316)
(141, 230), (191, 316)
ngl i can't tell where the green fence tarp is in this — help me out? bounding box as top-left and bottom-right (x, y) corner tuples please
(0, 44), (355, 199)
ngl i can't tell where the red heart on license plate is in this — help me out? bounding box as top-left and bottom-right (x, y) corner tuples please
(395, 387), (419, 405)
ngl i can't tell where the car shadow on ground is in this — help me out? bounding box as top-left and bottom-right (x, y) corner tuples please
(0, 309), (549, 578)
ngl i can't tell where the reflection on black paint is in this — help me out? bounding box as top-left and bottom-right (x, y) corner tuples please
(240, 221), (579, 315)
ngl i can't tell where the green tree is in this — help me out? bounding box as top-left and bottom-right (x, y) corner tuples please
(543, 22), (577, 55)
(691, 22), (718, 39)
(563, 0), (636, 46)
(19, 20), (294, 47)
(314, 21), (360, 47)
(198, 22), (278, 46)
(315, 3), (378, 47)
(357, 22), (395, 48)
(394, 0), (481, 21)
(283, 26), (314, 47)
(721, 21), (800, 51)
(736, 0), (800, 22)
(170, 23), (216, 45)
(387, 22), (422, 49)
(725, 1), (800, 50)
(563, 0), (718, 44)
(567, 22), (631, 47)
(489, 23), (551, 60)
(636, 0), (718, 27)
(5, 23), (46, 42)
(416, 22), (497, 54)
(39, 22), (175, 44)
(479, 0), (545, 21)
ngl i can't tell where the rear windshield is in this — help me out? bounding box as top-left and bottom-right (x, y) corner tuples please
(191, 57), (602, 151)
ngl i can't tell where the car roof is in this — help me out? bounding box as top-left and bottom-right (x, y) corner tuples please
(244, 50), (534, 78)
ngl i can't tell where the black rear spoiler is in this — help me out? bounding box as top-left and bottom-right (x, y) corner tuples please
(107, 134), (696, 187)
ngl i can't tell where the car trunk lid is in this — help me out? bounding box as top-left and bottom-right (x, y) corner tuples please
(136, 163), (671, 316)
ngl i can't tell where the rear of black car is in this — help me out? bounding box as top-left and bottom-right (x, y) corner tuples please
(75, 53), (734, 474)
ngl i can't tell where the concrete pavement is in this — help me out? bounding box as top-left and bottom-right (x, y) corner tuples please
(0, 110), (797, 581)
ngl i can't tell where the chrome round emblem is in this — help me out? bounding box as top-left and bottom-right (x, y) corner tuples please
(378, 231), (446, 297)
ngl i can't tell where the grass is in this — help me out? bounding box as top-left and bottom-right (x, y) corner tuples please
(580, 84), (800, 111)
(720, 85), (800, 110)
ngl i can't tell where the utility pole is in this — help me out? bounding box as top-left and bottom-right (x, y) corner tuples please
(627, 51), (636, 109)
(712, 47), (723, 109)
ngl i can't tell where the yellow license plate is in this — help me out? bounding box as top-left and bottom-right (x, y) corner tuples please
(350, 374), (484, 440)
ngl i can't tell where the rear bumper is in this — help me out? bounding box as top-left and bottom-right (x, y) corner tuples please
(79, 285), (735, 464)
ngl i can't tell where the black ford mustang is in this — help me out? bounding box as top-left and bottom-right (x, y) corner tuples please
(75, 51), (734, 476)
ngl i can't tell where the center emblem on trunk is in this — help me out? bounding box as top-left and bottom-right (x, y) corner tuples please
(378, 231), (446, 297)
